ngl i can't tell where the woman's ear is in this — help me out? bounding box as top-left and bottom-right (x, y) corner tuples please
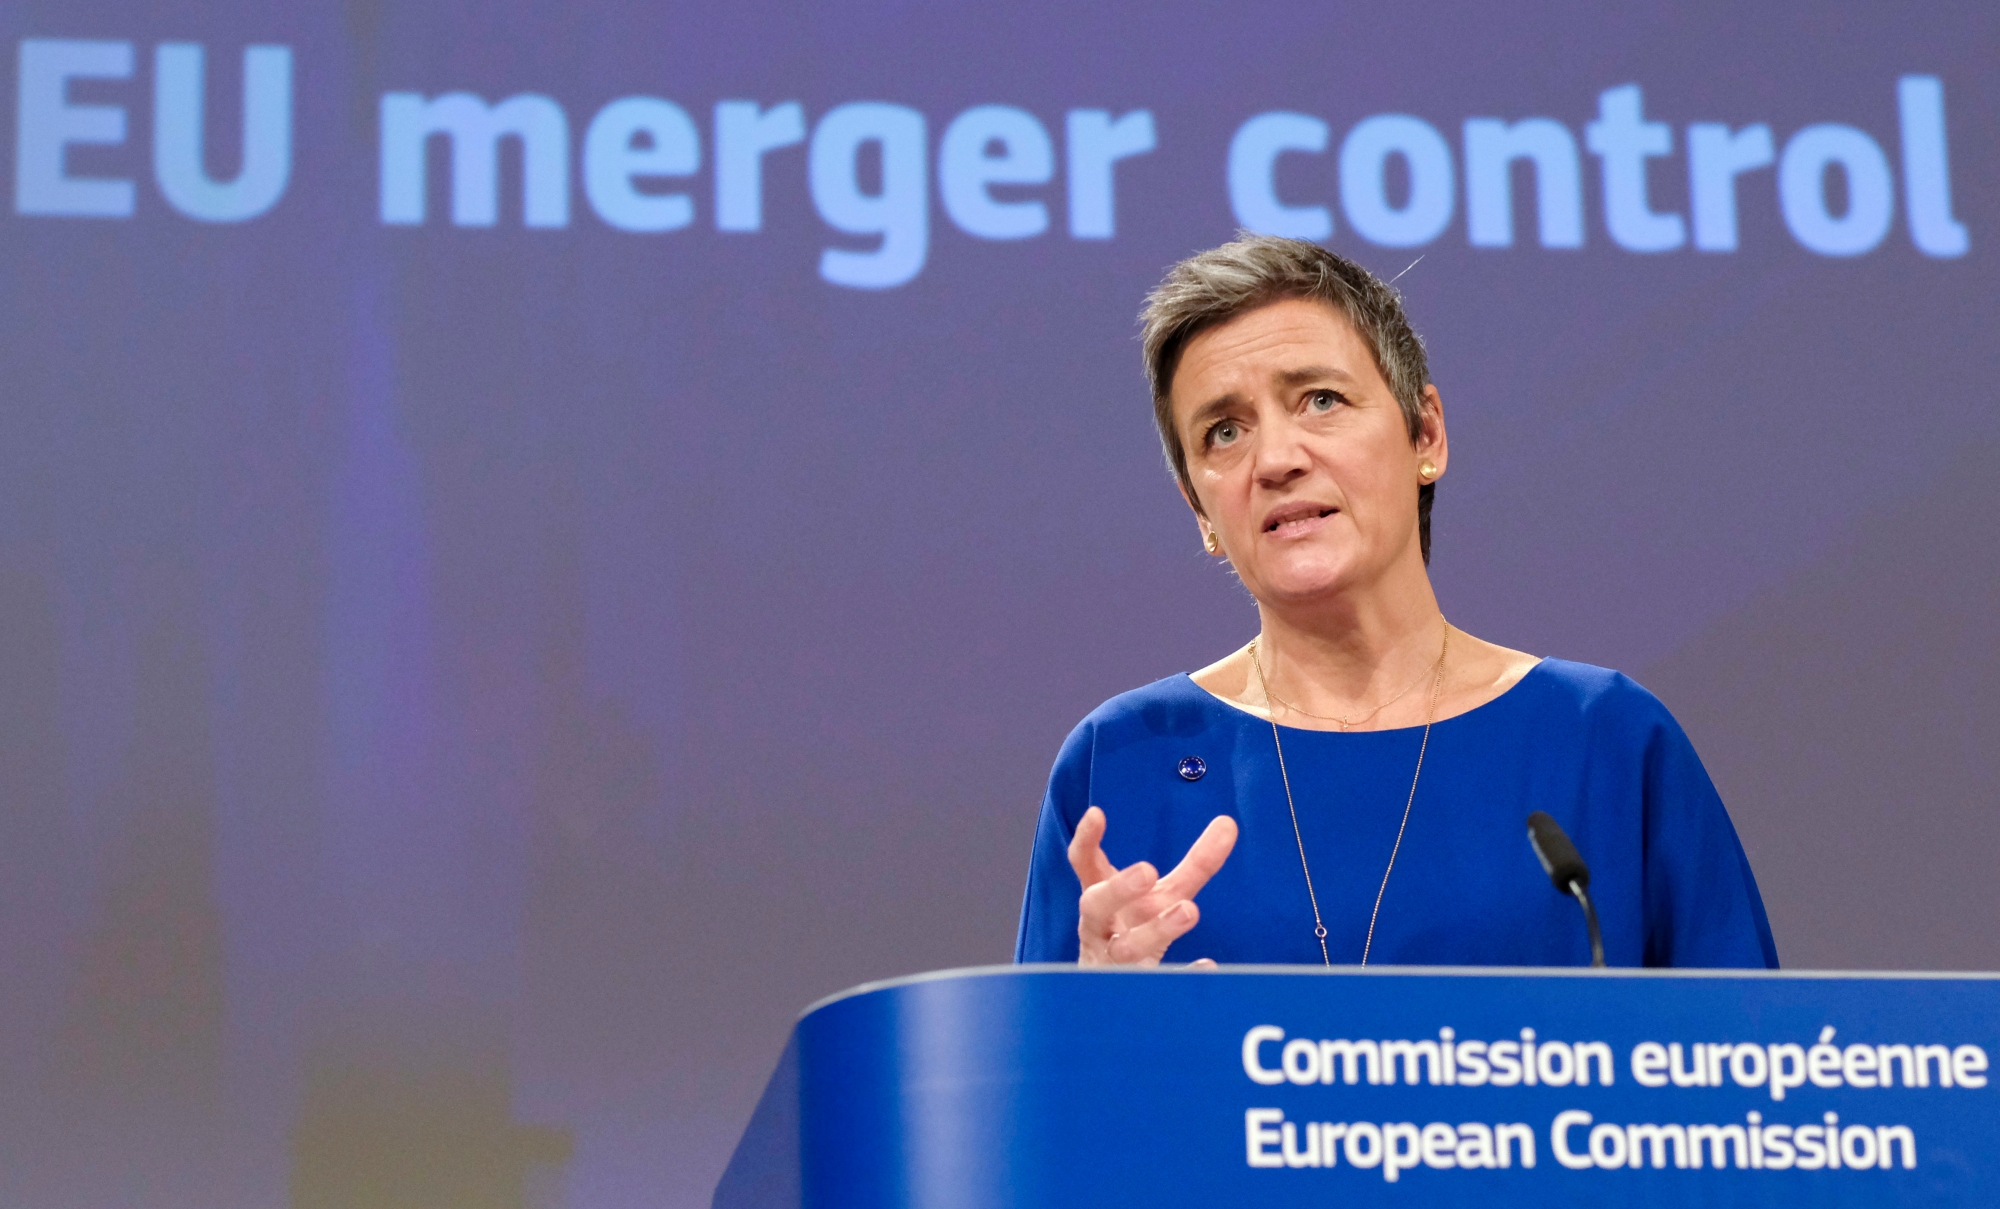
(1416, 384), (1448, 478)
(1177, 477), (1204, 519)
(1178, 481), (1223, 556)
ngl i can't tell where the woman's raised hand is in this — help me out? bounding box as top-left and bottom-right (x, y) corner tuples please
(1067, 806), (1239, 967)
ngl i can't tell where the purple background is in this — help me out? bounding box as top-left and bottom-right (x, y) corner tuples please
(2, 2), (1996, 1205)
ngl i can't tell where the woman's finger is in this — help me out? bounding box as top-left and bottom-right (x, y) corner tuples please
(1079, 860), (1157, 936)
(1104, 897), (1201, 965)
(1066, 806), (1120, 888)
(1074, 810), (1228, 967)
(1156, 814), (1238, 900)
(1078, 861), (1167, 964)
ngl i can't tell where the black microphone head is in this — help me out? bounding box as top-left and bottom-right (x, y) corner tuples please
(1526, 811), (1590, 894)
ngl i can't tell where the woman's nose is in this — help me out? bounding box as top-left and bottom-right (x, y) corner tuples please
(1252, 418), (1312, 485)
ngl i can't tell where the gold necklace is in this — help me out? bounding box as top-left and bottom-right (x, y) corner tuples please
(1248, 619), (1450, 966)
(1257, 631), (1441, 729)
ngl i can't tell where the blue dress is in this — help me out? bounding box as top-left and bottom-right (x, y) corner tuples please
(1014, 659), (1777, 968)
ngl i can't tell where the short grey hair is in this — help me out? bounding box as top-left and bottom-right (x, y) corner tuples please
(1139, 234), (1436, 563)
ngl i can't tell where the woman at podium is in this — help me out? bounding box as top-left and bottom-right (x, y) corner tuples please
(1014, 236), (1777, 970)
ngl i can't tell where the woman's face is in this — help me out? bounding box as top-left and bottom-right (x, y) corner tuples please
(1170, 297), (1444, 607)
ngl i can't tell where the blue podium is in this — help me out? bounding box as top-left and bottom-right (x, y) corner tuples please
(715, 965), (2000, 1208)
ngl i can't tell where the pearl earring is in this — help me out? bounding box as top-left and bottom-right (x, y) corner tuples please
(1203, 530), (1222, 555)
(1419, 460), (1438, 481)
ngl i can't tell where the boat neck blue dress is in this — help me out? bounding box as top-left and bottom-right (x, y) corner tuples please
(1014, 658), (1778, 968)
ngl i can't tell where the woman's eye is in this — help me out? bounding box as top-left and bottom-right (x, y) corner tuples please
(1307, 390), (1339, 413)
(1211, 421), (1240, 446)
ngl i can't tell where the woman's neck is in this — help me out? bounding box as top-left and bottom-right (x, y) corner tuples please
(1189, 558), (1542, 731)
(1251, 566), (1445, 715)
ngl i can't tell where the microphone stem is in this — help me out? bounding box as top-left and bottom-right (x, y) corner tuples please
(1569, 880), (1606, 968)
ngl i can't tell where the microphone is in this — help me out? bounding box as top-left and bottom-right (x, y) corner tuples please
(1525, 812), (1605, 968)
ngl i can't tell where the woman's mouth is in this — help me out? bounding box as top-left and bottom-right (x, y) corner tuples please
(1263, 505), (1339, 537)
